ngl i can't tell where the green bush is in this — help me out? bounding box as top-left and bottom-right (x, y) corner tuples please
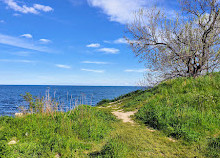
(96, 99), (111, 106)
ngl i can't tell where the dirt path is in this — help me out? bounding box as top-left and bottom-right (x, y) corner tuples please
(111, 110), (156, 132)
(111, 109), (176, 142)
(110, 107), (176, 143)
(112, 110), (138, 124)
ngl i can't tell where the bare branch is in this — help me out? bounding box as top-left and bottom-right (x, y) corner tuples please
(126, 0), (220, 82)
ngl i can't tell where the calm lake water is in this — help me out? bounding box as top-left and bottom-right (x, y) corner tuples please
(0, 85), (141, 116)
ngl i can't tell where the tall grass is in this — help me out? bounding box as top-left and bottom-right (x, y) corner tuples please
(19, 89), (90, 115)
(0, 92), (116, 157)
(135, 73), (220, 142)
(95, 72), (220, 157)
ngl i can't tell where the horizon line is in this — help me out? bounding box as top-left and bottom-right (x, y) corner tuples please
(0, 84), (140, 87)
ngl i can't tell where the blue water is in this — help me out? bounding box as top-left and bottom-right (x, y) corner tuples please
(0, 85), (140, 116)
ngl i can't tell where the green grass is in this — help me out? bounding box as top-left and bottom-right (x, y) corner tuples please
(135, 73), (220, 142)
(98, 73), (220, 141)
(90, 123), (206, 158)
(96, 72), (220, 157)
(1, 106), (203, 158)
(0, 105), (116, 157)
(1, 72), (220, 157)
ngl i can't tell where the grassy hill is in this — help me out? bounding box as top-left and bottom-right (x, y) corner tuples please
(0, 72), (220, 157)
(97, 72), (220, 157)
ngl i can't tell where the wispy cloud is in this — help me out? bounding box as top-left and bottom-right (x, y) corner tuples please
(103, 40), (111, 44)
(87, 0), (150, 24)
(86, 43), (100, 48)
(114, 38), (128, 44)
(3, 0), (53, 14)
(81, 68), (104, 73)
(39, 39), (51, 44)
(98, 48), (119, 54)
(13, 13), (21, 16)
(125, 69), (150, 73)
(55, 64), (71, 69)
(21, 34), (33, 39)
(0, 59), (35, 63)
(0, 20), (5, 23)
(33, 4), (53, 12)
(103, 38), (129, 44)
(87, 0), (177, 25)
(11, 51), (33, 56)
(0, 33), (51, 52)
(82, 61), (110, 64)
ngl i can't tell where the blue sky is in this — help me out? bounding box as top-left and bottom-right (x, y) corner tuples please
(0, 0), (178, 86)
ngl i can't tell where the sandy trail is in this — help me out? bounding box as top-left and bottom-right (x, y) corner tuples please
(111, 109), (175, 141)
(112, 110), (138, 124)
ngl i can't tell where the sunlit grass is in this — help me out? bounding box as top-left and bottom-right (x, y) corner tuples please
(1, 72), (220, 157)
(0, 105), (116, 157)
(97, 72), (220, 157)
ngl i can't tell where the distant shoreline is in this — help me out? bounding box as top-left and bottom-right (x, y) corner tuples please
(0, 86), (141, 116)
(0, 85), (140, 87)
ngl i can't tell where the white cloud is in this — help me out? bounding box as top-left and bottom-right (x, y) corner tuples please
(103, 40), (111, 43)
(0, 33), (51, 52)
(103, 38), (134, 44)
(0, 20), (5, 23)
(98, 48), (119, 54)
(0, 59), (35, 63)
(21, 34), (32, 39)
(4, 0), (38, 14)
(114, 38), (128, 44)
(87, 0), (150, 24)
(13, 13), (21, 16)
(56, 64), (71, 69)
(3, 0), (53, 14)
(82, 61), (110, 64)
(86, 43), (100, 48)
(11, 51), (32, 56)
(39, 39), (51, 44)
(125, 69), (150, 73)
(81, 68), (104, 73)
(87, 0), (177, 25)
(33, 4), (53, 12)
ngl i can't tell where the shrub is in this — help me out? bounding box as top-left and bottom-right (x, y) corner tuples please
(96, 99), (111, 106)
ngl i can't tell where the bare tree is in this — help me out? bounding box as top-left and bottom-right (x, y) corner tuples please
(127, 0), (220, 81)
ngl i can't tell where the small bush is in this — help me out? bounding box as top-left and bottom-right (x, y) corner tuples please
(96, 99), (111, 106)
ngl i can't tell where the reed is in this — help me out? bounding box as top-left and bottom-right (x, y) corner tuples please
(0, 99), (115, 157)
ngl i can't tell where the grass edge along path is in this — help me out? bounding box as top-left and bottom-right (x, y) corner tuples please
(1, 72), (220, 157)
(0, 106), (206, 157)
(97, 72), (220, 157)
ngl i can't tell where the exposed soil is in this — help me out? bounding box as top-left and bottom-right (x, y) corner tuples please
(112, 110), (138, 124)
